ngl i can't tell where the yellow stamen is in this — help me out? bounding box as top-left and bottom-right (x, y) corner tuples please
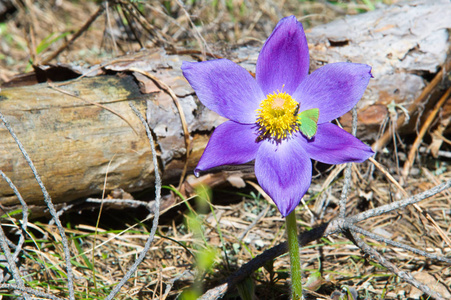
(256, 91), (299, 140)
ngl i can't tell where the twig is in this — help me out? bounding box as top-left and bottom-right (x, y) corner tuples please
(86, 197), (154, 212)
(167, 49), (222, 60)
(128, 1), (173, 46)
(162, 270), (194, 300)
(199, 221), (334, 300)
(0, 224), (30, 299)
(246, 180), (273, 207)
(0, 284), (64, 300)
(369, 157), (451, 247)
(338, 106), (358, 218)
(238, 204), (270, 241)
(0, 171), (29, 261)
(128, 68), (191, 188)
(316, 0), (347, 15)
(346, 224), (451, 263)
(117, 2), (144, 48)
(349, 179), (451, 224)
(40, 3), (106, 64)
(104, 1), (119, 54)
(402, 87), (451, 180)
(198, 283), (228, 300)
(104, 102), (162, 299)
(350, 105), (358, 139)
(40, 201), (77, 251)
(199, 180), (450, 299)
(0, 111), (76, 300)
(419, 146), (451, 158)
(314, 164), (346, 218)
(48, 203), (76, 226)
(347, 231), (446, 300)
(369, 157), (405, 193)
(91, 153), (116, 290)
(175, 0), (214, 60)
(20, 0), (38, 64)
(372, 58), (451, 152)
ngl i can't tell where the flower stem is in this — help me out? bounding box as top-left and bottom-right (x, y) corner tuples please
(286, 210), (303, 300)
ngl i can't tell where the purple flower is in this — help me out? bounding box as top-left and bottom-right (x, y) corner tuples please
(182, 16), (374, 217)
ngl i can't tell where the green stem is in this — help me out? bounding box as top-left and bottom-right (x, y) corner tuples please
(286, 210), (303, 300)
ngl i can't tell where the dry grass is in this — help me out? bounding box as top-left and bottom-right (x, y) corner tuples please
(0, 0), (388, 80)
(0, 0), (450, 299)
(9, 163), (449, 299)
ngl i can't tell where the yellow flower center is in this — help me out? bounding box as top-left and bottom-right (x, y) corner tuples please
(256, 91), (299, 140)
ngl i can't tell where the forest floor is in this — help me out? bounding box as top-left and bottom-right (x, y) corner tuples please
(0, 0), (450, 299)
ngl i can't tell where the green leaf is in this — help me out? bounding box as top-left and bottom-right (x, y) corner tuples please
(236, 276), (255, 300)
(36, 31), (71, 55)
(297, 108), (319, 139)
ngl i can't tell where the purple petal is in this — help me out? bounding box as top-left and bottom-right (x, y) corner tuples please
(299, 123), (374, 164)
(256, 16), (309, 96)
(182, 60), (264, 124)
(293, 62), (372, 123)
(195, 121), (260, 176)
(254, 138), (312, 217)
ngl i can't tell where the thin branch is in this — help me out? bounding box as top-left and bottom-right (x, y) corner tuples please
(339, 106), (358, 218)
(402, 87), (451, 180)
(200, 179), (450, 299)
(369, 157), (451, 247)
(40, 3), (106, 64)
(163, 270), (195, 300)
(199, 222), (333, 300)
(349, 179), (451, 223)
(339, 165), (352, 219)
(347, 230), (446, 300)
(0, 171), (29, 261)
(48, 203), (76, 226)
(372, 57), (451, 152)
(86, 197), (152, 210)
(105, 102), (162, 299)
(199, 283), (228, 300)
(175, 0), (215, 60)
(0, 284), (64, 300)
(0, 224), (30, 299)
(346, 224), (451, 263)
(129, 1), (173, 46)
(0, 111), (76, 300)
(238, 204), (269, 241)
(104, 1), (119, 54)
(128, 68), (190, 188)
(118, 2), (144, 48)
(350, 105), (358, 137)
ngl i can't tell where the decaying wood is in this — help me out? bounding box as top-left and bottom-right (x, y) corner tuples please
(0, 50), (228, 214)
(0, 0), (450, 213)
(0, 76), (152, 207)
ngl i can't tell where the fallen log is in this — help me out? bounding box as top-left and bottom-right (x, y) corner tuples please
(0, 0), (450, 215)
